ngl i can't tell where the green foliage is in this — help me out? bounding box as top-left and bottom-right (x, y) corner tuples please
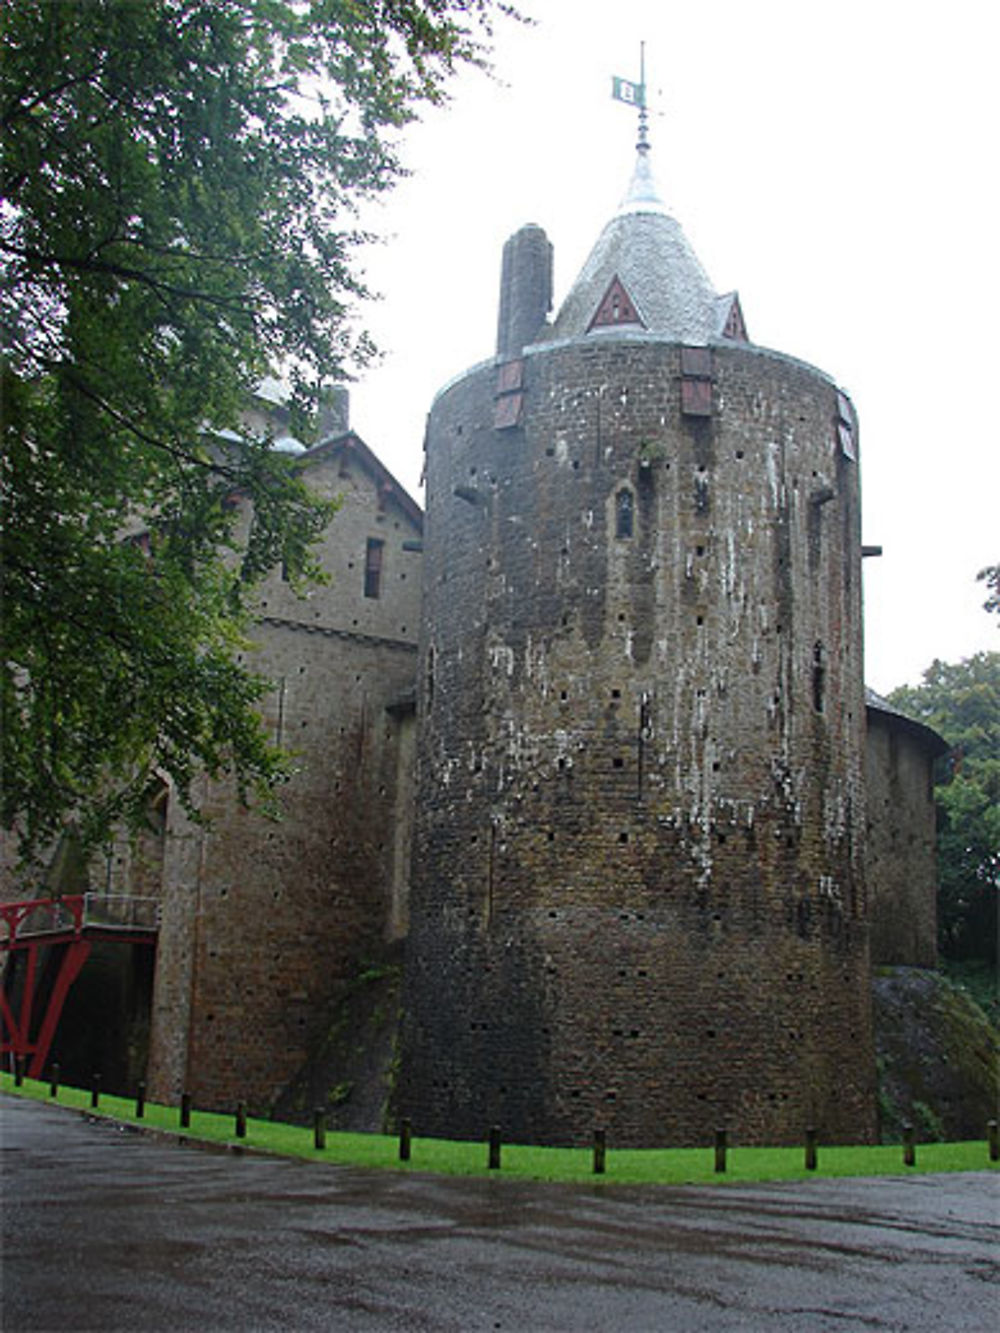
(875, 1055), (902, 1142)
(888, 653), (1000, 963)
(355, 958), (401, 987)
(911, 1100), (945, 1143)
(940, 958), (999, 1026)
(327, 1080), (353, 1106)
(978, 563), (999, 618)
(0, 0), (514, 865)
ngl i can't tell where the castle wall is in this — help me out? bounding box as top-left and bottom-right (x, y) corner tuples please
(402, 336), (875, 1147)
(146, 447), (421, 1112)
(866, 712), (939, 967)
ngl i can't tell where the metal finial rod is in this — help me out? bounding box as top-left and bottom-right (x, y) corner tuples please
(637, 41), (650, 152)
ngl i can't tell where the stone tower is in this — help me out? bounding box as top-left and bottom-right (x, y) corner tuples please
(401, 134), (875, 1147)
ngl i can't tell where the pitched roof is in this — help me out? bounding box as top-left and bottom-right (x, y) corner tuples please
(546, 145), (739, 347)
(296, 431), (424, 533)
(865, 687), (949, 757)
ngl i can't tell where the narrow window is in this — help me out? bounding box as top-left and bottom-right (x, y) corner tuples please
(812, 642), (826, 713)
(616, 488), (634, 539)
(364, 538), (384, 598)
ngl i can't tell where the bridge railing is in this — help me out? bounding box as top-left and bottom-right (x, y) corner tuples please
(82, 894), (161, 933)
(1, 894), (161, 946)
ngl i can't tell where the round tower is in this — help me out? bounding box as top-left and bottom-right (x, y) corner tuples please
(402, 139), (875, 1147)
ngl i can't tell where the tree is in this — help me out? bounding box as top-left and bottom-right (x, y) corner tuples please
(1, 0), (516, 866)
(889, 653), (1000, 964)
(978, 563), (1000, 619)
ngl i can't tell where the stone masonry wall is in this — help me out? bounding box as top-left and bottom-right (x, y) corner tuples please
(866, 714), (938, 967)
(402, 336), (875, 1148)
(146, 446), (421, 1113)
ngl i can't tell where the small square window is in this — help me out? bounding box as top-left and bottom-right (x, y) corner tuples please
(681, 378), (712, 416)
(494, 392), (523, 429)
(680, 346), (713, 377)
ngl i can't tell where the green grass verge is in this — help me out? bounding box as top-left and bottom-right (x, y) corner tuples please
(3, 1072), (996, 1186)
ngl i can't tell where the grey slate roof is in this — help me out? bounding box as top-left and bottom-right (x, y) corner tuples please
(546, 145), (723, 345)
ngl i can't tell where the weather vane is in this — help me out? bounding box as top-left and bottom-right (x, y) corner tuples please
(611, 41), (649, 151)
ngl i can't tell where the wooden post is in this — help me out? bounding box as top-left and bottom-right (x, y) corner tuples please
(135, 1081), (146, 1119)
(235, 1101), (247, 1139)
(180, 1092), (191, 1129)
(399, 1117), (412, 1162)
(593, 1128), (606, 1175)
(90, 1073), (101, 1109)
(313, 1108), (326, 1151)
(714, 1128), (727, 1174)
(805, 1127), (818, 1171)
(49, 1063), (60, 1098)
(988, 1120), (998, 1163)
(902, 1122), (916, 1167)
(488, 1125), (501, 1170)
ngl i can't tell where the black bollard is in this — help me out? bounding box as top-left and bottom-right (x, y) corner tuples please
(49, 1063), (60, 1099)
(714, 1128), (727, 1174)
(313, 1108), (326, 1151)
(91, 1074), (101, 1109)
(805, 1127), (818, 1171)
(988, 1120), (998, 1163)
(902, 1122), (916, 1167)
(399, 1117), (412, 1162)
(488, 1125), (501, 1170)
(14, 1056), (24, 1087)
(235, 1101), (247, 1139)
(593, 1128), (607, 1175)
(135, 1081), (146, 1119)
(180, 1092), (191, 1129)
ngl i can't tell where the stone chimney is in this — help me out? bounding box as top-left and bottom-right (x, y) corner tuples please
(496, 224), (553, 358)
(317, 386), (350, 439)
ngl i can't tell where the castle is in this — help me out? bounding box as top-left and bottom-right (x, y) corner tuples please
(2, 131), (945, 1146)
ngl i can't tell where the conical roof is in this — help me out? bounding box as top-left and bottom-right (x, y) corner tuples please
(547, 144), (730, 345)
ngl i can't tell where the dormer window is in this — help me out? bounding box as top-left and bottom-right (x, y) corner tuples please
(589, 275), (645, 332)
(718, 292), (748, 342)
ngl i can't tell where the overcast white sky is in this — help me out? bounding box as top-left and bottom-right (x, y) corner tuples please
(348, 0), (997, 694)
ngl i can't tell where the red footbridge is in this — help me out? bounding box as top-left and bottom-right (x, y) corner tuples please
(1, 894), (160, 1078)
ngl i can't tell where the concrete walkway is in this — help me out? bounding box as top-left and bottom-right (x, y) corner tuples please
(2, 1094), (998, 1331)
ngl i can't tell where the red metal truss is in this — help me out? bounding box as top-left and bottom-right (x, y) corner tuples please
(1, 895), (158, 1078)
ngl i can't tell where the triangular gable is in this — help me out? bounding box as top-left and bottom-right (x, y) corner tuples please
(716, 292), (749, 343)
(587, 275), (646, 332)
(296, 431), (423, 534)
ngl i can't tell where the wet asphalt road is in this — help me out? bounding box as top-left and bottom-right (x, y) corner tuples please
(2, 1095), (998, 1332)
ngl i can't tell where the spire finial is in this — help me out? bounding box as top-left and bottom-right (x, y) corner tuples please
(611, 43), (649, 150)
(612, 45), (664, 216)
(637, 41), (649, 152)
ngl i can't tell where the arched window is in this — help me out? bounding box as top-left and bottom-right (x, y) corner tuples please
(616, 488), (634, 539)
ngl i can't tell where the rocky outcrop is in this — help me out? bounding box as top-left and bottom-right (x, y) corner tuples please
(873, 966), (998, 1142)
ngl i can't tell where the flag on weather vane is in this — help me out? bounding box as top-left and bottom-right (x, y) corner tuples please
(612, 45), (650, 149)
(611, 75), (645, 108)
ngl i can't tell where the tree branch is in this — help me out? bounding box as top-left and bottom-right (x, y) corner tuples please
(3, 241), (258, 316)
